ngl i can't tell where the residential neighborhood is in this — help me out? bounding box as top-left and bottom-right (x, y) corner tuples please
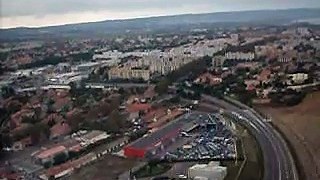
(0, 6), (320, 180)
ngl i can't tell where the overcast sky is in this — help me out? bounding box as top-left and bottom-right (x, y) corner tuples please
(1, 0), (320, 29)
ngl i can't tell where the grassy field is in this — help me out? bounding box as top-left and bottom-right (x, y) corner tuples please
(257, 91), (320, 180)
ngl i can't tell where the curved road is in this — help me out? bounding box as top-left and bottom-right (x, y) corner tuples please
(201, 94), (298, 180)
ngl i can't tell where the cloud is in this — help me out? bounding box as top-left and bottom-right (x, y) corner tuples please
(1, 0), (320, 28)
(1, 0), (202, 17)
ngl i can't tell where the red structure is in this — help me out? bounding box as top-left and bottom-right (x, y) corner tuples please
(124, 121), (183, 158)
(124, 147), (146, 158)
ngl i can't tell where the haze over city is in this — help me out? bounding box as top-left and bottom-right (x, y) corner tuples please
(1, 0), (320, 28)
(1, 1), (320, 180)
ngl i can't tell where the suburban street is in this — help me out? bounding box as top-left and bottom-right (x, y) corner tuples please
(201, 94), (299, 180)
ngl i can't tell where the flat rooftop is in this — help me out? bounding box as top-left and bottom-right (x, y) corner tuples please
(127, 114), (194, 150)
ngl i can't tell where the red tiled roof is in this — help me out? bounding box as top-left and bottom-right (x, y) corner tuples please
(12, 123), (30, 133)
(258, 69), (271, 82)
(43, 113), (64, 124)
(20, 136), (32, 146)
(127, 103), (151, 113)
(247, 84), (256, 91)
(10, 108), (33, 125)
(0, 172), (22, 180)
(36, 145), (66, 159)
(66, 108), (83, 120)
(50, 122), (71, 138)
(68, 144), (83, 152)
(56, 90), (69, 98)
(244, 79), (260, 91)
(47, 89), (56, 97)
(60, 139), (83, 152)
(197, 73), (222, 86)
(53, 97), (71, 110)
(45, 161), (73, 177)
(45, 153), (95, 178)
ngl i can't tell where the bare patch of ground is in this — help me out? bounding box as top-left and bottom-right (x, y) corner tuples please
(257, 91), (320, 180)
(70, 155), (138, 180)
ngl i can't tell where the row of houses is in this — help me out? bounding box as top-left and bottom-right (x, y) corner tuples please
(32, 130), (110, 167)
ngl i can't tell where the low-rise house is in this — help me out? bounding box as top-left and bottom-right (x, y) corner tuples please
(244, 80), (260, 91)
(39, 152), (97, 180)
(10, 108), (34, 129)
(33, 145), (69, 166)
(256, 87), (273, 99)
(50, 122), (71, 139)
(44, 113), (65, 124)
(74, 130), (111, 147)
(53, 97), (71, 112)
(257, 68), (272, 83)
(195, 73), (222, 86)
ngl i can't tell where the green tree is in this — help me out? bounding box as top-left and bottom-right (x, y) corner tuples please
(1, 86), (15, 98)
(53, 152), (68, 165)
(21, 116), (38, 124)
(155, 79), (170, 95)
(0, 130), (12, 148)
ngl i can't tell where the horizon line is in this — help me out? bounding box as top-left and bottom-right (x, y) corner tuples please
(1, 7), (319, 30)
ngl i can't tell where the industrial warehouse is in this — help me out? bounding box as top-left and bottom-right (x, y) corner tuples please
(124, 112), (236, 161)
(124, 114), (189, 158)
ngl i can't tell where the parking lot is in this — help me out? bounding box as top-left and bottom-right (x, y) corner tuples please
(164, 113), (236, 161)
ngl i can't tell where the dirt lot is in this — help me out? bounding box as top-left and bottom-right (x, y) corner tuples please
(257, 91), (320, 180)
(70, 155), (138, 180)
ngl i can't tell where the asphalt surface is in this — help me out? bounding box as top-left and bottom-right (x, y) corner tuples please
(201, 94), (299, 180)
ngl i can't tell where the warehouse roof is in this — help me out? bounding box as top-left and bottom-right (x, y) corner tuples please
(128, 117), (184, 149)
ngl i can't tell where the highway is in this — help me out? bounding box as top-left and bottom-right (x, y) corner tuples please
(201, 94), (298, 180)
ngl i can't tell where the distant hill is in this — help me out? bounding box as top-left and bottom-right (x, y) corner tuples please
(1, 8), (320, 41)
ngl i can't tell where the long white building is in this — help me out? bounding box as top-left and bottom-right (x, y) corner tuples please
(225, 52), (255, 61)
(188, 162), (227, 180)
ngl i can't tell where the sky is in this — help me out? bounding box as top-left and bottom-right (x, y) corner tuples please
(1, 0), (320, 29)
